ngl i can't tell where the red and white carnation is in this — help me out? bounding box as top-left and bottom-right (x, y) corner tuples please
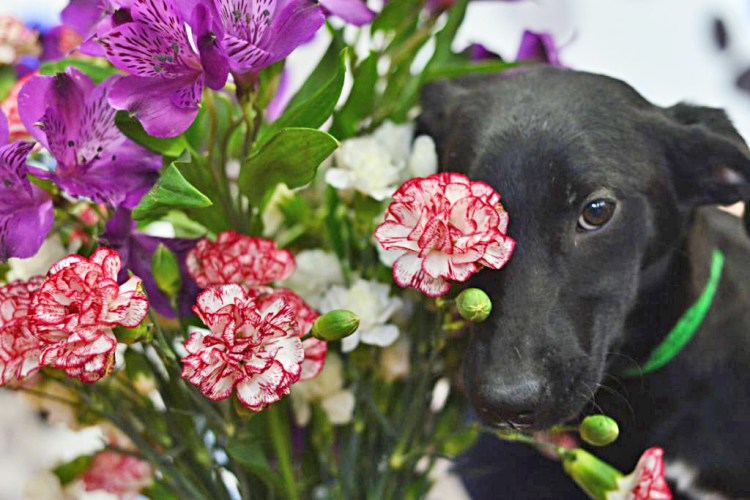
(253, 287), (327, 381)
(181, 284), (305, 411)
(82, 450), (153, 498)
(186, 230), (295, 289)
(0, 73), (33, 142)
(82, 429), (153, 498)
(608, 447), (672, 500)
(375, 172), (515, 297)
(0, 276), (44, 385)
(29, 247), (149, 383)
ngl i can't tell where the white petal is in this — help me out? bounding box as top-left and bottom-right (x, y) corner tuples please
(321, 390), (355, 425)
(360, 324), (399, 348)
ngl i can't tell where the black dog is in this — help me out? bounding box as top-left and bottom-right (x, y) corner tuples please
(418, 67), (750, 498)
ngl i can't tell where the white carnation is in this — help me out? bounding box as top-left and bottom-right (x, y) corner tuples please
(319, 278), (402, 352)
(291, 354), (354, 426)
(280, 249), (344, 308)
(6, 236), (67, 282)
(325, 121), (438, 200)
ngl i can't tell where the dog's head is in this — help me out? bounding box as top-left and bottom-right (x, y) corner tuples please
(418, 67), (750, 430)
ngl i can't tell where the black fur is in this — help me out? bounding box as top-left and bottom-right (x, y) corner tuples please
(418, 67), (750, 498)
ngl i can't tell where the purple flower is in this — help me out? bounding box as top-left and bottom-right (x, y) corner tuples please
(195, 0), (326, 80)
(17, 67), (161, 208)
(319, 0), (375, 26)
(515, 30), (562, 66)
(0, 111), (54, 260)
(97, 0), (229, 137)
(61, 0), (131, 56)
(100, 208), (200, 318)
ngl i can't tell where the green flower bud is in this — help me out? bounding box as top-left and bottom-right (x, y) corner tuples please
(561, 448), (623, 500)
(580, 415), (620, 447)
(113, 322), (151, 345)
(456, 288), (492, 322)
(311, 310), (360, 341)
(152, 244), (181, 299)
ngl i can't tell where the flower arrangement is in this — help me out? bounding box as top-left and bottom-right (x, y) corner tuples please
(0, 1), (672, 498)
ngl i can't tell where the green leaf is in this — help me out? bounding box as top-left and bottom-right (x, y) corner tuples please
(284, 27), (346, 110)
(226, 439), (283, 491)
(258, 48), (347, 145)
(52, 455), (93, 485)
(0, 66), (16, 102)
(174, 153), (231, 232)
(39, 58), (119, 83)
(132, 163), (212, 220)
(371, 0), (422, 32)
(429, 0), (469, 66)
(330, 51), (379, 139)
(425, 60), (518, 81)
(238, 128), (339, 207)
(116, 111), (188, 157)
(143, 480), (179, 500)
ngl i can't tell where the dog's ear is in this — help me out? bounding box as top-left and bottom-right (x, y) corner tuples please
(662, 103), (750, 234)
(416, 79), (467, 150)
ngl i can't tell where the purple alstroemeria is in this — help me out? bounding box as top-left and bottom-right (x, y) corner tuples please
(17, 67), (161, 208)
(61, 0), (132, 56)
(0, 111), (54, 260)
(100, 208), (200, 318)
(97, 0), (229, 137)
(515, 29), (562, 66)
(319, 0), (375, 26)
(193, 0), (325, 82)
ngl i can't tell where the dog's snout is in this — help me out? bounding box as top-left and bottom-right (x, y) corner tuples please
(473, 379), (543, 428)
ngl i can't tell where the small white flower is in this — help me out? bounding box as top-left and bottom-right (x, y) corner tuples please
(379, 338), (410, 382)
(280, 249), (344, 308)
(430, 377), (451, 413)
(6, 235), (67, 282)
(408, 135), (439, 178)
(291, 354), (354, 426)
(325, 121), (438, 200)
(319, 278), (402, 352)
(261, 183), (295, 237)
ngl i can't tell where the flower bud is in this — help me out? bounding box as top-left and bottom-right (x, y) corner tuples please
(580, 415), (619, 447)
(561, 448), (623, 500)
(456, 288), (492, 322)
(311, 310), (360, 341)
(152, 244), (181, 298)
(113, 322), (151, 345)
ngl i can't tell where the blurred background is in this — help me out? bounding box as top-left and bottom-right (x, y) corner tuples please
(1, 0), (749, 497)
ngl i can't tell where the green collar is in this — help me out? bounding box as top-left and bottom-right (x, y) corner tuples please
(622, 248), (725, 377)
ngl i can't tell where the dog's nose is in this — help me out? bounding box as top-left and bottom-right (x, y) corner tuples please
(473, 379), (543, 428)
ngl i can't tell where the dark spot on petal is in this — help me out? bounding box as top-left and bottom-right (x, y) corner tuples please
(713, 17), (728, 50)
(68, 140), (75, 147)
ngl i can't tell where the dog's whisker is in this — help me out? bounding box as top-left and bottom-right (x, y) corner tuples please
(596, 382), (635, 421)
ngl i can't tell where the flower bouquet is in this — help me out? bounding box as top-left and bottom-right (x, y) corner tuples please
(0, 0), (672, 498)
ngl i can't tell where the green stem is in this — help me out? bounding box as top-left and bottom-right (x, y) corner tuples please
(267, 403), (299, 500)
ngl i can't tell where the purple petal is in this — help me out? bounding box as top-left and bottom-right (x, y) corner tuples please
(101, 208), (200, 317)
(0, 110), (8, 145)
(515, 30), (562, 67)
(99, 21), (196, 78)
(192, 3), (229, 90)
(319, 0), (375, 26)
(264, 0), (325, 64)
(0, 142), (54, 260)
(61, 0), (104, 38)
(108, 73), (203, 137)
(18, 67), (94, 151)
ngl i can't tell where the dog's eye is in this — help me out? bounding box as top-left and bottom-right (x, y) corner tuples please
(578, 199), (616, 231)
